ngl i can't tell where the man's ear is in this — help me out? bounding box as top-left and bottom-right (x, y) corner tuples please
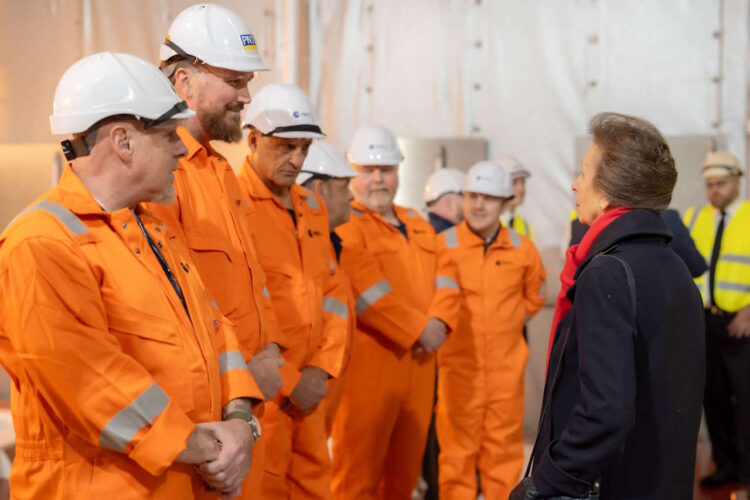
(173, 66), (194, 102)
(247, 129), (259, 151)
(109, 123), (134, 164)
(311, 178), (328, 199)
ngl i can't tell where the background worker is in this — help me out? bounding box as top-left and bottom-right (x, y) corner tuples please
(296, 141), (358, 434)
(684, 151), (750, 492)
(424, 167), (466, 233)
(498, 156), (535, 240)
(420, 166), (465, 499)
(330, 124), (460, 499)
(151, 7), (286, 496)
(0, 52), (258, 499)
(238, 84), (349, 499)
(436, 161), (546, 499)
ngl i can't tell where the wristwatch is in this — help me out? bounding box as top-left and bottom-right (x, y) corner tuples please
(225, 410), (262, 441)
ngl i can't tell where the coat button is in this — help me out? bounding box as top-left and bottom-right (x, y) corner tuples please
(122, 223), (128, 229)
(135, 248), (141, 254)
(157, 241), (163, 248)
(495, 260), (500, 266)
(155, 226), (161, 232)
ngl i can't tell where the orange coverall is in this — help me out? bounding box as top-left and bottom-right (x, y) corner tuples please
(238, 160), (349, 499)
(330, 201), (460, 500)
(147, 128), (282, 498)
(0, 166), (256, 499)
(436, 221), (546, 499)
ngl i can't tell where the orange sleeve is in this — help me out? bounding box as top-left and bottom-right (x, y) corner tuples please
(429, 234), (461, 332)
(306, 255), (349, 378)
(209, 303), (264, 404)
(0, 236), (194, 476)
(337, 223), (430, 350)
(523, 240), (547, 317)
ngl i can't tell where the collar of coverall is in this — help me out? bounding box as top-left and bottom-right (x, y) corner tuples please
(460, 219), (516, 249)
(55, 164), (159, 225)
(176, 126), (225, 164)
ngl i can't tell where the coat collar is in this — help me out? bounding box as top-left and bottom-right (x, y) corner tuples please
(177, 126), (223, 163)
(574, 209), (672, 279)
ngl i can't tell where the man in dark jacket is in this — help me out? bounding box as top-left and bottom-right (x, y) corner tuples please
(523, 210), (705, 498)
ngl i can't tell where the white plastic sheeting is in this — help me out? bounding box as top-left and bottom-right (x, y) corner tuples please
(310, 0), (748, 249)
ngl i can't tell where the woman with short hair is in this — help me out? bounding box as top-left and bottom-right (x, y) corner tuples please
(511, 112), (705, 499)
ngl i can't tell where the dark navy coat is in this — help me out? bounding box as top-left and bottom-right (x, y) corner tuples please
(531, 209), (705, 499)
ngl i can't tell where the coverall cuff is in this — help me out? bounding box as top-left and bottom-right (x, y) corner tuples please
(398, 314), (431, 350)
(532, 443), (594, 498)
(278, 362), (301, 397)
(128, 399), (195, 476)
(223, 366), (264, 405)
(305, 359), (339, 379)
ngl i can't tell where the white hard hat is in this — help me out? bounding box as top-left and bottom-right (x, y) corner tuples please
(50, 52), (195, 136)
(424, 168), (465, 203)
(242, 83), (324, 138)
(347, 124), (404, 166)
(496, 156), (531, 180)
(463, 161), (514, 198)
(159, 3), (269, 72)
(297, 142), (358, 184)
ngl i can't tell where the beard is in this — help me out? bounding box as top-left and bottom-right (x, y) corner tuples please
(200, 104), (243, 143)
(151, 183), (176, 205)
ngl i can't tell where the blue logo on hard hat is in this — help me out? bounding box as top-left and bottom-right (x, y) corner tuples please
(293, 111), (300, 118)
(240, 34), (257, 51)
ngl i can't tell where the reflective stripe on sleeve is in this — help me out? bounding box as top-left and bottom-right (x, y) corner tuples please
(219, 351), (248, 375)
(323, 297), (348, 319)
(435, 276), (459, 290)
(99, 383), (169, 453)
(355, 279), (392, 315)
(508, 229), (521, 248)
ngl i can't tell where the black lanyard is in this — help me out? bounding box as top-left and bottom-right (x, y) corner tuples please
(134, 213), (190, 319)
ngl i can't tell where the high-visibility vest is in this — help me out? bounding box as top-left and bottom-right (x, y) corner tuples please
(508, 213), (535, 241)
(684, 200), (750, 312)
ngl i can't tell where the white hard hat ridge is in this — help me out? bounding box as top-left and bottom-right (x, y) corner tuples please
(242, 83), (325, 139)
(496, 155), (530, 180)
(347, 124), (404, 166)
(424, 168), (465, 203)
(297, 142), (358, 184)
(159, 3), (269, 72)
(463, 160), (514, 198)
(50, 52), (195, 135)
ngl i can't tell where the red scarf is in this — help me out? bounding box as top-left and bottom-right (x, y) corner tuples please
(546, 207), (632, 372)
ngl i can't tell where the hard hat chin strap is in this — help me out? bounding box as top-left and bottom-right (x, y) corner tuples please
(164, 39), (203, 66)
(60, 129), (98, 162)
(60, 101), (188, 161)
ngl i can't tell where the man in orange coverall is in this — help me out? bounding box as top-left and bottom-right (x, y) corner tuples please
(150, 6), (285, 497)
(436, 161), (547, 499)
(237, 83), (349, 499)
(296, 141), (359, 434)
(0, 52), (260, 499)
(330, 124), (461, 499)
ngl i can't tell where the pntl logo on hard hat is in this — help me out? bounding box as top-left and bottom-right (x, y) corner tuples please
(240, 34), (257, 51)
(293, 110), (311, 119)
